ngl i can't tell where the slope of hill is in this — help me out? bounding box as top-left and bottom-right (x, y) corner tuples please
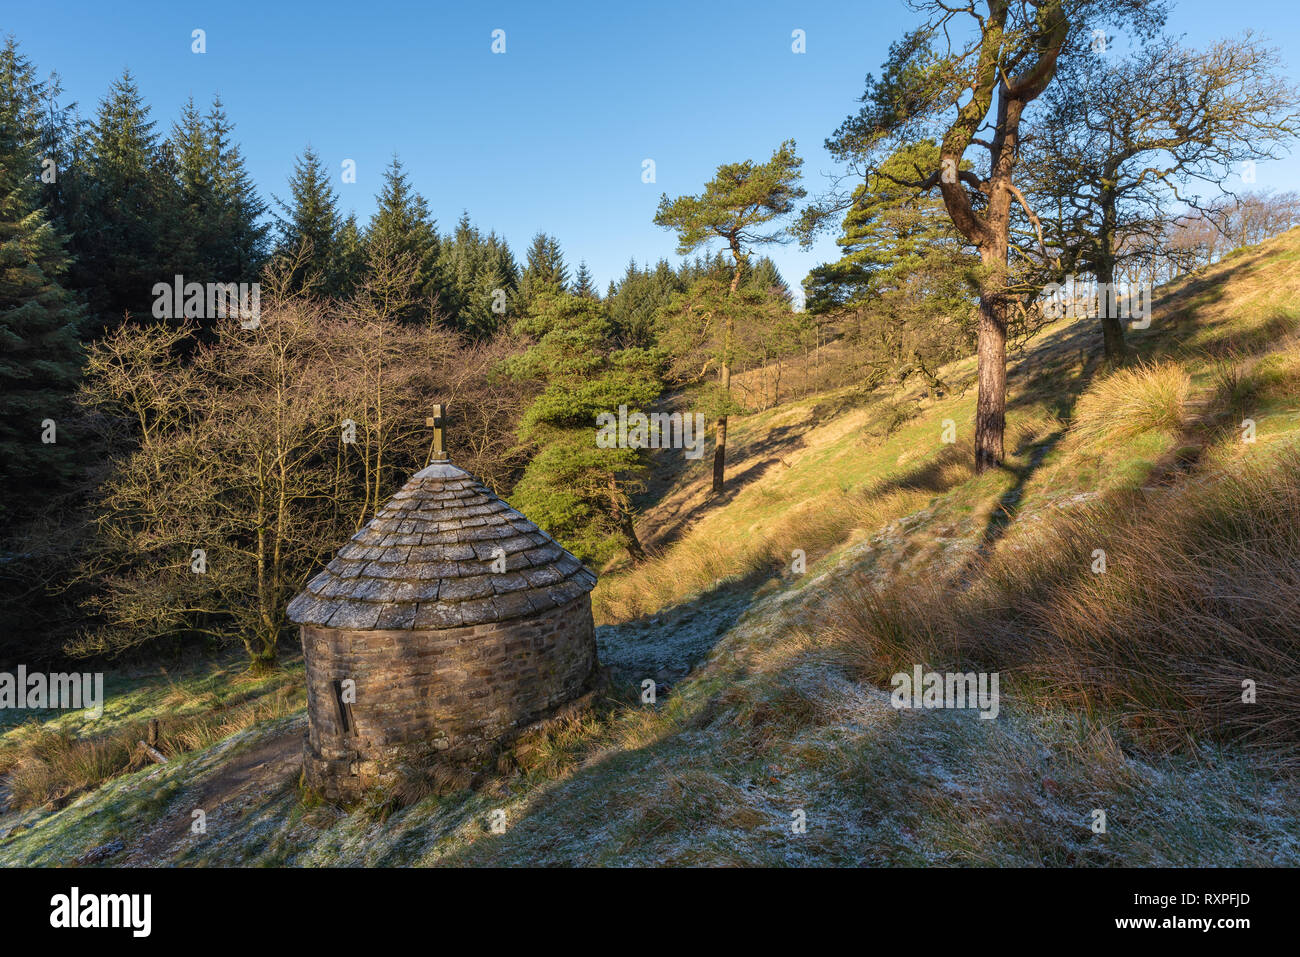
(3, 230), (1299, 866)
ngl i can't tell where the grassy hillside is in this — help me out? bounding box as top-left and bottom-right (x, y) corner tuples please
(3, 230), (1299, 866)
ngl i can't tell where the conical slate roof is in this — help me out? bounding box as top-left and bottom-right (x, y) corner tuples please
(287, 461), (596, 631)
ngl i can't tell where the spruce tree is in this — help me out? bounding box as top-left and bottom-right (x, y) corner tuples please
(467, 232), (518, 337)
(605, 258), (685, 349)
(367, 155), (441, 322)
(745, 257), (790, 300)
(275, 145), (343, 295)
(572, 260), (597, 299)
(333, 212), (367, 299)
(436, 211), (476, 321)
(69, 69), (178, 329)
(0, 37), (85, 516)
(517, 231), (569, 312)
(171, 96), (219, 283)
(437, 212), (518, 336)
(205, 96), (268, 283)
(33, 68), (77, 230)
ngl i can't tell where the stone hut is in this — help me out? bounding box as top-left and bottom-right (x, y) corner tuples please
(286, 431), (599, 801)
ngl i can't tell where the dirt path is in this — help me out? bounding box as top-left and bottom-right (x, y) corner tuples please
(119, 720), (303, 866)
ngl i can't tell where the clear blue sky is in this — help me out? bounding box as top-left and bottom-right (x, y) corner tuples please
(7, 0), (1300, 296)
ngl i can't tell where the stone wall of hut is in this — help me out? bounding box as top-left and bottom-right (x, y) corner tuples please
(301, 595), (596, 799)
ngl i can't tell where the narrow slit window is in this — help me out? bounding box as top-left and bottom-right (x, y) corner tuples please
(332, 679), (355, 734)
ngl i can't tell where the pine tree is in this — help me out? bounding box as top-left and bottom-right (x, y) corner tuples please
(275, 145), (343, 295)
(655, 140), (805, 492)
(506, 292), (661, 563)
(0, 37), (85, 516)
(805, 141), (979, 384)
(367, 155), (441, 322)
(804, 141), (968, 313)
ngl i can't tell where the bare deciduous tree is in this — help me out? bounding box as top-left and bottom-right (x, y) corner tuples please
(75, 253), (532, 668)
(1028, 33), (1300, 359)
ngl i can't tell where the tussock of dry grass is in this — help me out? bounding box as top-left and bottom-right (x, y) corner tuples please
(824, 443), (1300, 762)
(1068, 361), (1191, 447)
(366, 759), (476, 819)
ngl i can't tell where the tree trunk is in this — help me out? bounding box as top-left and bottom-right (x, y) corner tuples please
(608, 472), (647, 562)
(713, 411), (728, 493)
(621, 511), (647, 562)
(1097, 191), (1128, 363)
(974, 286), (1008, 473)
(714, 255), (743, 495)
(714, 313), (733, 494)
(929, 3), (1067, 475)
(1100, 310), (1126, 363)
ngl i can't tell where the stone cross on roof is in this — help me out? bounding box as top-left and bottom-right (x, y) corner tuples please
(425, 404), (449, 464)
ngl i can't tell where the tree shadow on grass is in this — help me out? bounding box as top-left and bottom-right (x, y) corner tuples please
(637, 421), (810, 552)
(959, 429), (1068, 584)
